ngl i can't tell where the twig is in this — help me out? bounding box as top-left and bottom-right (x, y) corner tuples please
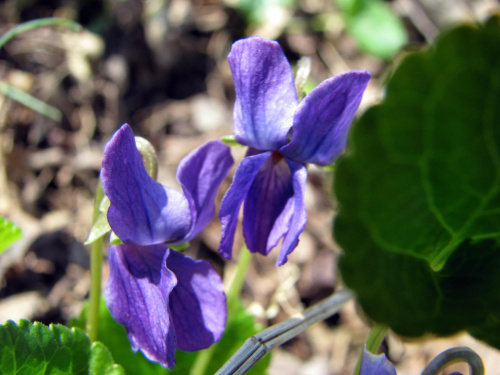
(215, 289), (354, 375)
(421, 347), (484, 375)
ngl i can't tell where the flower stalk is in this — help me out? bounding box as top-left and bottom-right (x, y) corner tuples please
(189, 244), (253, 375)
(86, 180), (105, 342)
(226, 245), (253, 313)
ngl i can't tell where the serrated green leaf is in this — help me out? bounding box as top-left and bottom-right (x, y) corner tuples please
(334, 17), (500, 344)
(0, 320), (121, 375)
(73, 298), (270, 374)
(72, 301), (164, 375)
(90, 342), (124, 375)
(0, 217), (22, 255)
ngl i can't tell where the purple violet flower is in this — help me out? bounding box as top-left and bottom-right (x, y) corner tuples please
(219, 36), (371, 266)
(360, 346), (397, 375)
(100, 124), (234, 368)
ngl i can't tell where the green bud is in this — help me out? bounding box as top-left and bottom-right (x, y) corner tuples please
(221, 135), (244, 147)
(295, 56), (311, 101)
(135, 136), (158, 180)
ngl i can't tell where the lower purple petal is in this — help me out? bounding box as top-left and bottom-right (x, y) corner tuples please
(218, 151), (271, 260)
(242, 153), (295, 256)
(105, 244), (178, 368)
(276, 160), (308, 266)
(167, 250), (227, 351)
(360, 346), (397, 375)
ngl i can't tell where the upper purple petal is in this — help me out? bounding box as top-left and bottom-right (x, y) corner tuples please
(280, 70), (371, 166)
(242, 153), (295, 256)
(218, 151), (271, 260)
(276, 159), (307, 266)
(360, 346), (397, 375)
(167, 250), (227, 351)
(105, 244), (178, 368)
(177, 140), (234, 242)
(101, 124), (192, 245)
(229, 36), (299, 151)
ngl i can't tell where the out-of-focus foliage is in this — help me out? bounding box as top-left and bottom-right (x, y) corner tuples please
(0, 217), (22, 255)
(226, 0), (297, 25)
(0, 320), (123, 375)
(335, 0), (408, 58)
(334, 16), (500, 346)
(0, 18), (82, 120)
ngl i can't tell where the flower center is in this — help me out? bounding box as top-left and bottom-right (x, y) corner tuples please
(271, 151), (284, 164)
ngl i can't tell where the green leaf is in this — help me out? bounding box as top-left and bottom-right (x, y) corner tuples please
(169, 242), (190, 251)
(108, 232), (123, 245)
(0, 320), (123, 375)
(221, 135), (242, 147)
(336, 0), (407, 59)
(73, 299), (270, 374)
(85, 196), (111, 245)
(0, 217), (22, 255)
(90, 342), (125, 375)
(72, 301), (164, 375)
(333, 17), (500, 344)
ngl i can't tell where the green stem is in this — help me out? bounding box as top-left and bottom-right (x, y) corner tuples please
(189, 244), (253, 375)
(353, 323), (389, 375)
(0, 18), (82, 50)
(188, 344), (217, 375)
(86, 181), (105, 342)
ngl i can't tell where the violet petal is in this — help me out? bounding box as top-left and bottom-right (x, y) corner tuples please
(280, 70), (371, 166)
(167, 250), (227, 351)
(228, 36), (298, 151)
(218, 151), (271, 260)
(101, 124), (192, 245)
(360, 346), (397, 375)
(177, 140), (234, 242)
(242, 153), (295, 256)
(276, 159), (307, 266)
(105, 244), (178, 368)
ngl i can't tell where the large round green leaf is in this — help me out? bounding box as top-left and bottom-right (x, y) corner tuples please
(334, 16), (500, 345)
